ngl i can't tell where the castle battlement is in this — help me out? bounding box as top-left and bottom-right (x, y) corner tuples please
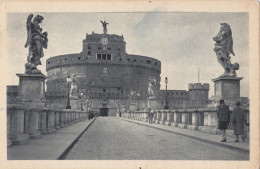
(188, 83), (209, 90)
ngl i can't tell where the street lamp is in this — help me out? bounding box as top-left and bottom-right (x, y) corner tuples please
(66, 75), (71, 109)
(164, 77), (169, 109)
(80, 92), (84, 111)
(137, 93), (140, 111)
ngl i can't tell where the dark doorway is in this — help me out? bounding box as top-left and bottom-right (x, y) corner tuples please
(100, 108), (109, 116)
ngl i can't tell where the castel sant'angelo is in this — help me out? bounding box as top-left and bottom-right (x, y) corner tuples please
(45, 21), (209, 115)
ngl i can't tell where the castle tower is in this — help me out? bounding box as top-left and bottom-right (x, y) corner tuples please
(188, 83), (209, 108)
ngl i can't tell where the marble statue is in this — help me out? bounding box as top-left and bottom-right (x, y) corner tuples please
(213, 23), (239, 77)
(148, 77), (156, 98)
(100, 20), (109, 34)
(70, 75), (78, 97)
(25, 14), (48, 74)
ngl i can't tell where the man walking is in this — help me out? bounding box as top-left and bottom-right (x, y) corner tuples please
(217, 99), (230, 142)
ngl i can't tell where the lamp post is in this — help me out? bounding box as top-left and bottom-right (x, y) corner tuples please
(80, 92), (84, 111)
(137, 93), (140, 111)
(66, 76), (71, 109)
(164, 77), (169, 109)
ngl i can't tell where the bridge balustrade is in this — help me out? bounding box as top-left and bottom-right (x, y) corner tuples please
(123, 107), (249, 137)
(7, 104), (89, 146)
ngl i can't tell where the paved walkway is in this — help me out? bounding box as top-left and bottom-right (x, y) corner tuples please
(120, 117), (249, 153)
(65, 117), (249, 160)
(8, 118), (95, 160)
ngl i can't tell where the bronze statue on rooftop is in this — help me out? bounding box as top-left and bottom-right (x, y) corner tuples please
(100, 20), (109, 34)
(213, 23), (239, 77)
(24, 14), (48, 74)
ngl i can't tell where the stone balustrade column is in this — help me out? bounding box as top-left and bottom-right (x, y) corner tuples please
(59, 110), (65, 128)
(166, 110), (173, 126)
(198, 108), (220, 134)
(28, 107), (42, 138)
(160, 110), (167, 125)
(191, 111), (199, 130)
(55, 110), (60, 129)
(67, 110), (72, 125)
(178, 111), (188, 129)
(63, 110), (68, 126)
(172, 110), (179, 127)
(76, 111), (78, 122)
(47, 109), (56, 133)
(39, 108), (47, 134)
(9, 105), (30, 145)
(156, 111), (161, 124)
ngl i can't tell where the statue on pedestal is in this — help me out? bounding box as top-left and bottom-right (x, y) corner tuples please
(148, 77), (156, 98)
(213, 23), (239, 77)
(70, 75), (78, 97)
(24, 14), (48, 74)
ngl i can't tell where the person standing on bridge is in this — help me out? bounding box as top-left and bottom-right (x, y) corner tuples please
(217, 99), (230, 142)
(149, 109), (154, 124)
(231, 101), (246, 142)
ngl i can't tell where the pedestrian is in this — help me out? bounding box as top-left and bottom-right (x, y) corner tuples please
(119, 111), (121, 118)
(231, 101), (246, 142)
(217, 99), (230, 142)
(149, 109), (154, 124)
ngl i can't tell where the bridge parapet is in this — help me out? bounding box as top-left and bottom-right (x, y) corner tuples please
(7, 104), (89, 146)
(122, 107), (249, 138)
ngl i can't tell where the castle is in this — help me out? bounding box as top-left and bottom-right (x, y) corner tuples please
(7, 21), (210, 115)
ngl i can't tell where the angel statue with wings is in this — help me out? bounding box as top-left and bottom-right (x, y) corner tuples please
(24, 14), (48, 74)
(148, 77), (156, 98)
(100, 20), (109, 34)
(213, 23), (239, 77)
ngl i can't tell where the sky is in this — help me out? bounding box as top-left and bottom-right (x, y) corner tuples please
(6, 12), (249, 97)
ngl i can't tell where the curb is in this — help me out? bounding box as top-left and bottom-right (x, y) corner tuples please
(121, 118), (249, 154)
(57, 117), (97, 160)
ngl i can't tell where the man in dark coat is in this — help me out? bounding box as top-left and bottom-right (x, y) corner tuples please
(217, 99), (230, 142)
(232, 101), (246, 142)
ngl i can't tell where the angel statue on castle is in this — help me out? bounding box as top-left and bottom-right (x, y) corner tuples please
(24, 14), (48, 74)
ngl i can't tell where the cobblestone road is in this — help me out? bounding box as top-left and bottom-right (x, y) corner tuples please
(65, 117), (249, 160)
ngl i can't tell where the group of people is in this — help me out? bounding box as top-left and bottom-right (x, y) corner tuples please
(217, 99), (249, 142)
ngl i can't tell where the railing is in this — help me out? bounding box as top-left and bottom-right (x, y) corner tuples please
(7, 104), (89, 146)
(120, 107), (249, 136)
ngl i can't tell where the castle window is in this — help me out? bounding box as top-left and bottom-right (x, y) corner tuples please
(88, 51), (91, 55)
(78, 57), (81, 60)
(107, 54), (112, 60)
(97, 54), (102, 60)
(155, 62), (158, 66)
(102, 54), (106, 60)
(133, 59), (136, 62)
(47, 61), (51, 64)
(118, 47), (121, 51)
(88, 46), (91, 50)
(146, 60), (151, 64)
(108, 47), (111, 50)
(127, 58), (130, 62)
(98, 46), (101, 50)
(65, 58), (67, 61)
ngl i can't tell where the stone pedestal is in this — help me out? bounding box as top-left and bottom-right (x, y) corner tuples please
(16, 73), (46, 106)
(70, 97), (78, 110)
(129, 103), (136, 111)
(147, 97), (159, 110)
(212, 77), (243, 105)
